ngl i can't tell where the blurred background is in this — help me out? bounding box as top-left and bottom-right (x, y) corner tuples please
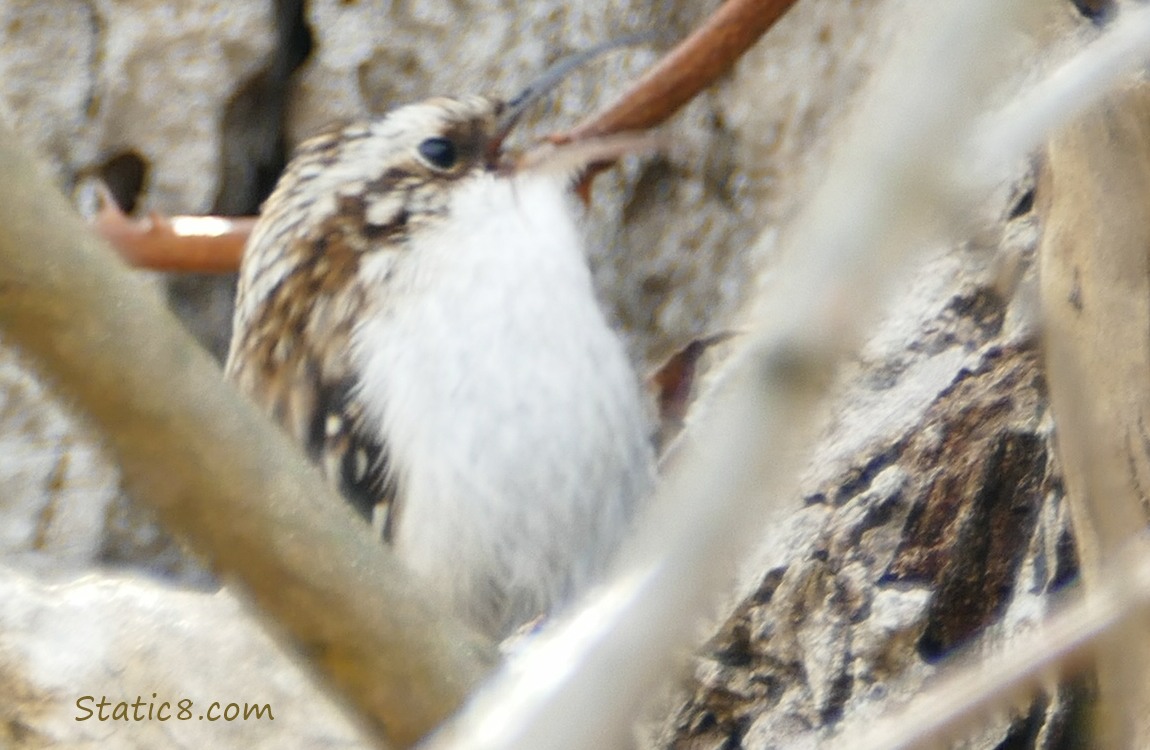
(1, 1), (1135, 747)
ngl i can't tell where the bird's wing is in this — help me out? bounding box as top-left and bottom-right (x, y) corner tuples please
(225, 222), (400, 538)
(306, 376), (396, 530)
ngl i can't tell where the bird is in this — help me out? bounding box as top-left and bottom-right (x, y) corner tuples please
(224, 48), (656, 638)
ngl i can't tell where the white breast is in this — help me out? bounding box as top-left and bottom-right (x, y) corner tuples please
(353, 171), (655, 636)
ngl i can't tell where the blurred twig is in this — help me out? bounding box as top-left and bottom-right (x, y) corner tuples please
(976, 2), (1150, 169)
(1040, 77), (1150, 750)
(844, 8), (1150, 749)
(423, 3), (1037, 749)
(93, 186), (251, 272)
(0, 120), (497, 748)
(844, 537), (1150, 750)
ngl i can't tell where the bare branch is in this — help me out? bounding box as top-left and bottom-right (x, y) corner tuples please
(844, 538), (1150, 750)
(559, 0), (799, 142)
(1040, 79), (1150, 750)
(94, 0), (798, 274)
(93, 187), (250, 273)
(0, 120), (497, 748)
(424, 3), (1038, 749)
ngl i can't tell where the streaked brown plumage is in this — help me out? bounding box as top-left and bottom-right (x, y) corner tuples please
(226, 87), (654, 636)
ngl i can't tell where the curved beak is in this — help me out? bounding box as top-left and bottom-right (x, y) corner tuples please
(489, 34), (655, 158)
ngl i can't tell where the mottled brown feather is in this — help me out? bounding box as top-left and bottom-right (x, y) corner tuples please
(225, 97), (506, 538)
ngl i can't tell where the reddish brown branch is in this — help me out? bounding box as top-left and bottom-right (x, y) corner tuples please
(94, 191), (252, 273)
(560, 0), (799, 142)
(95, 0), (798, 273)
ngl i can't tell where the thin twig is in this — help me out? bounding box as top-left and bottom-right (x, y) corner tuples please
(423, 3), (1031, 748)
(93, 186), (250, 273)
(844, 538), (1150, 750)
(560, 0), (798, 198)
(559, 0), (799, 142)
(94, 0), (798, 273)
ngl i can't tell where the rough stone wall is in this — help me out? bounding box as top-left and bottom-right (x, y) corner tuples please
(0, 0), (277, 581)
(0, 0), (897, 587)
(0, 0), (1117, 748)
(656, 173), (1087, 747)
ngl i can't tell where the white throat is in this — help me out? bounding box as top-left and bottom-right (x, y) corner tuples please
(353, 170), (654, 635)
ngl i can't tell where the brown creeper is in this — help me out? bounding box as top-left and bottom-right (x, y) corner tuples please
(225, 56), (656, 637)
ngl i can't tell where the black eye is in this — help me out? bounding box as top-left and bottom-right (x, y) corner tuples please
(417, 137), (458, 170)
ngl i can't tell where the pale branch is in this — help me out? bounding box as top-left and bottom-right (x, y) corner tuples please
(424, 3), (1035, 749)
(976, 2), (1150, 170)
(1039, 80), (1150, 749)
(844, 537), (1150, 750)
(838, 9), (1150, 749)
(0, 120), (497, 748)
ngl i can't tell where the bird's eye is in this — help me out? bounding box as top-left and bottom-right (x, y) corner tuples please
(417, 137), (458, 170)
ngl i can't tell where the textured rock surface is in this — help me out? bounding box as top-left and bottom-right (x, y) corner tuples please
(0, 1), (275, 210)
(0, 0), (1117, 748)
(0, 0), (898, 585)
(0, 347), (120, 571)
(0, 0), (277, 576)
(656, 183), (1086, 745)
(0, 568), (364, 748)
